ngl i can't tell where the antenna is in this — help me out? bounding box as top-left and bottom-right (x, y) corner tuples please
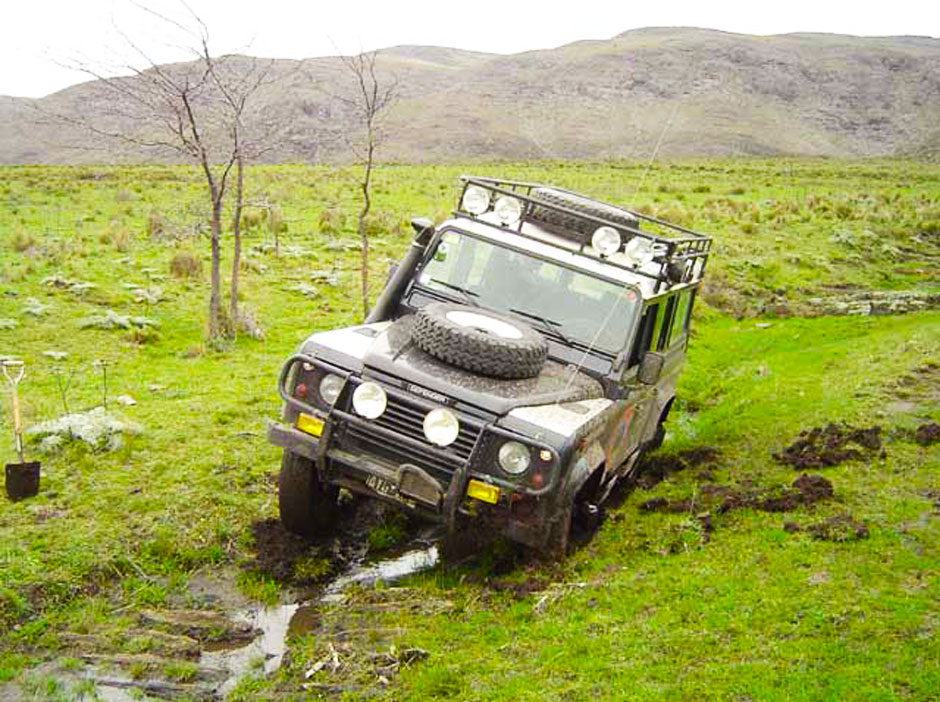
(557, 100), (681, 400)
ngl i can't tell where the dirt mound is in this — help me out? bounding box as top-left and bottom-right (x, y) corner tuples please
(915, 422), (940, 446)
(639, 474), (834, 516)
(774, 423), (884, 469)
(636, 446), (720, 490)
(806, 514), (870, 541)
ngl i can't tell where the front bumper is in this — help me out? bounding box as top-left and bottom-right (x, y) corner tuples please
(267, 417), (552, 549)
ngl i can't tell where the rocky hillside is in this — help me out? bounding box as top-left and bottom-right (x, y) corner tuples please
(2, 27), (939, 163)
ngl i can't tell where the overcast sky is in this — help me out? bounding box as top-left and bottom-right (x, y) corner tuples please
(3, 0), (938, 98)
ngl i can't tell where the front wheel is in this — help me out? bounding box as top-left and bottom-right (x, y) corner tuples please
(278, 451), (338, 537)
(542, 505), (573, 560)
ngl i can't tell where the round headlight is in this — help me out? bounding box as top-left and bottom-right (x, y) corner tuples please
(591, 226), (622, 256)
(461, 185), (491, 215)
(498, 441), (531, 475)
(623, 236), (655, 266)
(423, 408), (459, 447)
(352, 382), (387, 419)
(318, 373), (344, 406)
(494, 196), (523, 225)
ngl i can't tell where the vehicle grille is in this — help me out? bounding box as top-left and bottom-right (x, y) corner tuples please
(337, 381), (483, 481)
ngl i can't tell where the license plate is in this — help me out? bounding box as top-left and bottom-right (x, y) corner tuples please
(365, 474), (398, 498)
(296, 413), (323, 437)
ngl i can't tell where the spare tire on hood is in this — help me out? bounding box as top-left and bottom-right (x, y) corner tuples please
(411, 303), (548, 380)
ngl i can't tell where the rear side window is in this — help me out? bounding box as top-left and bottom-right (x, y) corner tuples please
(629, 304), (658, 367)
(668, 289), (695, 347)
(655, 296), (677, 351)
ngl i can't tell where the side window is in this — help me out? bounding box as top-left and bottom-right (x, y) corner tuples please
(655, 296), (677, 351)
(629, 304), (658, 367)
(669, 290), (693, 346)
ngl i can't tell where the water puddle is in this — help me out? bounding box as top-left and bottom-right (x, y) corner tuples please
(205, 545), (439, 695)
(322, 545), (439, 602)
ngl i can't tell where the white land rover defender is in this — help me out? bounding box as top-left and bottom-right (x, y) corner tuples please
(268, 177), (711, 556)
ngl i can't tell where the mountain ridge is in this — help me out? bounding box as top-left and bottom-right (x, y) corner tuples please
(2, 27), (939, 163)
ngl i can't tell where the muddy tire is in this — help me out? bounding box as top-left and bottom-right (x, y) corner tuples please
(647, 422), (666, 452)
(529, 188), (639, 238)
(646, 401), (673, 452)
(411, 303), (548, 379)
(278, 450), (338, 537)
(542, 505), (573, 560)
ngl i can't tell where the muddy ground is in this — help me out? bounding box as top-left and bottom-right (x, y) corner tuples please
(773, 423), (884, 469)
(20, 410), (937, 700)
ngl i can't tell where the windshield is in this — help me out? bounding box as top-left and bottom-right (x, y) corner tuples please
(414, 230), (639, 353)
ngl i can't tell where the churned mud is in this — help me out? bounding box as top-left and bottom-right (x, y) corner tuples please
(635, 446), (721, 490)
(639, 474), (834, 516)
(799, 514), (870, 541)
(915, 422), (940, 446)
(773, 423), (884, 469)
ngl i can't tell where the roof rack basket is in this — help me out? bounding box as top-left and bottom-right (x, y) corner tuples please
(454, 176), (712, 292)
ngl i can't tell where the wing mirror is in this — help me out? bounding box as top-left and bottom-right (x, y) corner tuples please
(638, 352), (665, 385)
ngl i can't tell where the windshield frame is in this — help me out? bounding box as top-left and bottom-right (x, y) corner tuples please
(405, 225), (643, 359)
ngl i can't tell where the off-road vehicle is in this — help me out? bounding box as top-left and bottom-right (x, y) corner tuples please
(268, 177), (711, 556)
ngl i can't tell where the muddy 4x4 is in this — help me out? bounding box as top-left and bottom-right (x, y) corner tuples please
(268, 177), (712, 556)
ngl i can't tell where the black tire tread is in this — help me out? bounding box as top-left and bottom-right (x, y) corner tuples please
(278, 450), (338, 537)
(529, 187), (639, 238)
(411, 303), (547, 379)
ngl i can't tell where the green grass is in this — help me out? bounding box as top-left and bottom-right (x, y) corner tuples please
(0, 159), (938, 700)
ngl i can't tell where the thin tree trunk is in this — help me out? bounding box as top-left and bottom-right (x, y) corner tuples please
(230, 154), (244, 326)
(210, 199), (222, 337)
(358, 141), (374, 320)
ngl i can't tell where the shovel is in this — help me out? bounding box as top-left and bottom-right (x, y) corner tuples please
(3, 360), (40, 501)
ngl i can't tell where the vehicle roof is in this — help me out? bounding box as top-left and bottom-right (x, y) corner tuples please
(438, 213), (662, 296)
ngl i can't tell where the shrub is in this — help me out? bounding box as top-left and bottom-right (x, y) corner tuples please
(146, 209), (165, 239)
(318, 207), (345, 237)
(240, 207), (267, 230)
(101, 226), (132, 252)
(267, 205), (286, 234)
(12, 228), (36, 252)
(170, 251), (202, 279)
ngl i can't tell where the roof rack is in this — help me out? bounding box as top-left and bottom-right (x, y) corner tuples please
(454, 176), (712, 292)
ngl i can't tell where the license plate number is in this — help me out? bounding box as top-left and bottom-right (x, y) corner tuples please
(365, 474), (397, 498)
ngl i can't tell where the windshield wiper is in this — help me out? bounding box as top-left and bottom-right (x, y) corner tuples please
(509, 308), (573, 345)
(423, 278), (479, 307)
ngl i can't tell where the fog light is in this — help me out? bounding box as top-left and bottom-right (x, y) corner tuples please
(623, 236), (655, 266)
(352, 382), (387, 419)
(494, 196), (522, 225)
(591, 226), (622, 256)
(462, 185), (490, 215)
(423, 408), (459, 447)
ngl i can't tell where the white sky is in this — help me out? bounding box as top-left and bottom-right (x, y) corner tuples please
(2, 0), (938, 98)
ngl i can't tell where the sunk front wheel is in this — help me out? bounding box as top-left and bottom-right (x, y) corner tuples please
(278, 450), (338, 537)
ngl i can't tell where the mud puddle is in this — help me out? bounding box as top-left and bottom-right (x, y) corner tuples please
(205, 540), (439, 697)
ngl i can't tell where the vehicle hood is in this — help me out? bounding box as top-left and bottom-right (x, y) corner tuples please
(301, 316), (604, 416)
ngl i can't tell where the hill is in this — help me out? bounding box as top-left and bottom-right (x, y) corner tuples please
(1, 27), (939, 163)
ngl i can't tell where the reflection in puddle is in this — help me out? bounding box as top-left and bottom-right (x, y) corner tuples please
(206, 545), (439, 695)
(322, 546), (439, 602)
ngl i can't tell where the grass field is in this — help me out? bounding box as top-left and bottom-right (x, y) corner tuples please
(0, 159), (938, 701)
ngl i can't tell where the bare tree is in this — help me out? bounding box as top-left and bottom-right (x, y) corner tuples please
(53, 5), (271, 339)
(336, 50), (397, 319)
(202, 54), (273, 328)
